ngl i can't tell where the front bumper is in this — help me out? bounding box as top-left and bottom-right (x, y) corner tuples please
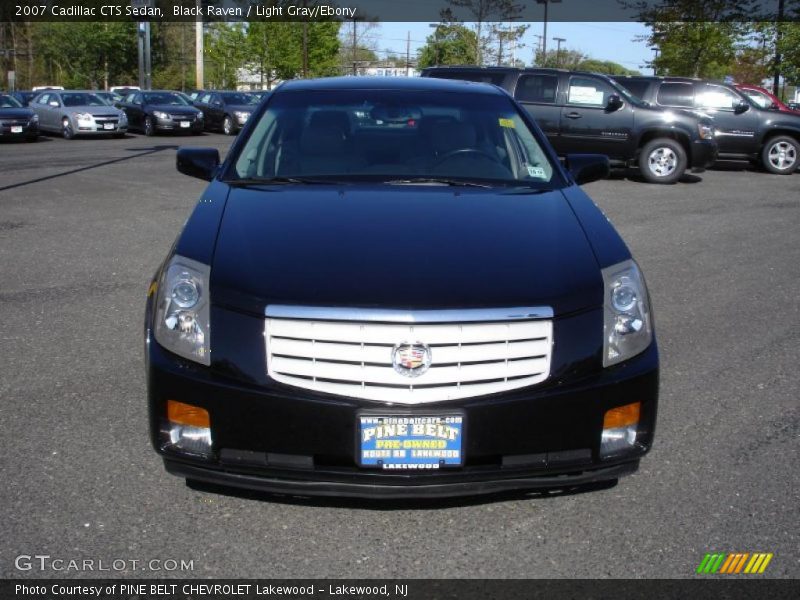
(74, 121), (127, 134)
(691, 139), (718, 170)
(146, 311), (659, 499)
(155, 117), (203, 133)
(0, 121), (38, 137)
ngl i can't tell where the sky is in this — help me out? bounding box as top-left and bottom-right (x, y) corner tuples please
(377, 22), (653, 73)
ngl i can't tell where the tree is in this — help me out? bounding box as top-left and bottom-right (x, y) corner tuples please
(205, 23), (247, 89)
(443, 0), (524, 65)
(577, 59), (640, 76)
(338, 19), (379, 74)
(489, 23), (529, 66)
(417, 24), (479, 68)
(534, 48), (587, 70)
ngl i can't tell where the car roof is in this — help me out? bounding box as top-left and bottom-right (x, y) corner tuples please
(277, 76), (504, 95)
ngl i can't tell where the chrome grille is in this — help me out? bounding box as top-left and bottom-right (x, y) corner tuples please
(264, 306), (553, 404)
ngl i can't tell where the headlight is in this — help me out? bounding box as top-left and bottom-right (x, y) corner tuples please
(73, 112), (92, 121)
(153, 111), (169, 120)
(153, 255), (211, 365)
(602, 259), (653, 367)
(698, 122), (714, 140)
(234, 111), (250, 122)
(118, 112), (127, 123)
(30, 114), (39, 123)
(196, 112), (204, 120)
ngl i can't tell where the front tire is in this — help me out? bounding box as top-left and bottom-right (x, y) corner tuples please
(222, 115), (235, 136)
(62, 118), (75, 140)
(761, 136), (799, 174)
(638, 138), (687, 184)
(144, 116), (154, 137)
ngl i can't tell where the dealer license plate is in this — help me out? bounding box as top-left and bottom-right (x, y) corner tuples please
(103, 123), (115, 130)
(358, 415), (464, 470)
(180, 121), (190, 128)
(11, 126), (23, 133)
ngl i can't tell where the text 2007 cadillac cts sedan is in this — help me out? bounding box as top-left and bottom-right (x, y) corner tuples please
(145, 77), (658, 499)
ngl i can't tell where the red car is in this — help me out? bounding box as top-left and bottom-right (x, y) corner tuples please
(735, 83), (800, 114)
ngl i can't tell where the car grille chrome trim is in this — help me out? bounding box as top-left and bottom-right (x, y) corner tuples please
(264, 306), (553, 404)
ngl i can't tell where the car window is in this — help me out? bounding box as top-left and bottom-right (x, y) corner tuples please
(0, 94), (23, 108)
(617, 79), (650, 101)
(232, 89), (557, 187)
(198, 93), (212, 104)
(741, 89), (771, 108)
(143, 92), (189, 106)
(697, 85), (742, 110)
(656, 82), (695, 108)
(515, 74), (558, 104)
(567, 76), (614, 107)
(426, 71), (508, 86)
(62, 93), (106, 107)
(222, 92), (259, 106)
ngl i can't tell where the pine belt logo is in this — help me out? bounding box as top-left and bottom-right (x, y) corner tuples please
(697, 552), (774, 575)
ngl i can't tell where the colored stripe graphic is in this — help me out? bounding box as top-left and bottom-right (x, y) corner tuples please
(699, 553), (773, 574)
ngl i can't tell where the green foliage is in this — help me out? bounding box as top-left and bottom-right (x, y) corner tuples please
(417, 24), (479, 68)
(205, 23), (247, 89)
(577, 59), (641, 76)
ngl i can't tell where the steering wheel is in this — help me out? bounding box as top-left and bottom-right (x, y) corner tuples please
(431, 148), (499, 169)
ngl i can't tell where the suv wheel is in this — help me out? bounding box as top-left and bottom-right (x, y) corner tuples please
(639, 138), (687, 184)
(762, 136), (798, 174)
(223, 115), (234, 136)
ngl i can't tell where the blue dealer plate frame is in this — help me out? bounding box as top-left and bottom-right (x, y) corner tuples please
(357, 413), (465, 470)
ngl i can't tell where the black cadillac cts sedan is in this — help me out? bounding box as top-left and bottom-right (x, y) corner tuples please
(146, 77), (658, 498)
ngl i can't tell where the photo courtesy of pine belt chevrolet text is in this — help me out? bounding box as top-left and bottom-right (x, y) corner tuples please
(145, 77), (658, 499)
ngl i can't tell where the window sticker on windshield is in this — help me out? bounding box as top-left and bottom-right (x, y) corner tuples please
(498, 118), (515, 128)
(526, 165), (547, 178)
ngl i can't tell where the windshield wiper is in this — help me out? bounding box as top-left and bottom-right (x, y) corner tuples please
(385, 177), (492, 189)
(224, 176), (337, 187)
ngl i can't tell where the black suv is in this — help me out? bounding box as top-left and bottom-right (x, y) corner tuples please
(422, 66), (718, 184)
(613, 76), (800, 175)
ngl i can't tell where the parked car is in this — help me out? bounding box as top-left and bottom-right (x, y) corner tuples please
(422, 66), (718, 184)
(734, 83), (799, 114)
(110, 85), (140, 97)
(29, 90), (128, 139)
(193, 90), (260, 135)
(92, 91), (124, 106)
(0, 93), (39, 142)
(248, 90), (272, 102)
(613, 76), (800, 175)
(10, 91), (38, 106)
(146, 77), (658, 498)
(32, 85), (64, 92)
(116, 90), (203, 136)
(788, 102), (800, 111)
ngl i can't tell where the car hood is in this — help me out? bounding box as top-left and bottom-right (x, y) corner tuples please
(209, 186), (604, 316)
(0, 108), (34, 119)
(147, 104), (199, 114)
(65, 105), (123, 115)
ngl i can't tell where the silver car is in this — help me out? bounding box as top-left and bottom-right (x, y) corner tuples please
(30, 90), (128, 139)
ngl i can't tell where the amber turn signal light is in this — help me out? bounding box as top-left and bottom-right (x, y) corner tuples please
(603, 402), (641, 430)
(167, 400), (210, 428)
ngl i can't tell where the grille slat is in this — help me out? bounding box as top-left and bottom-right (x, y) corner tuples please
(265, 307), (553, 405)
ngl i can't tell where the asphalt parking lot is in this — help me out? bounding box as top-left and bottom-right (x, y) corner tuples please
(1, 133), (798, 579)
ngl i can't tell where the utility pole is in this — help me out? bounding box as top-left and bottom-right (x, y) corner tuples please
(406, 31), (411, 76)
(195, 0), (204, 89)
(774, 0), (785, 97)
(533, 34), (543, 64)
(651, 47), (660, 76)
(553, 37), (565, 67)
(302, 22), (308, 78)
(535, 0), (562, 65)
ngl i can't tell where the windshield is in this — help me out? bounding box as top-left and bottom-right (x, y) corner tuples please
(0, 95), (23, 108)
(222, 92), (259, 106)
(232, 89), (557, 187)
(608, 79), (650, 108)
(62, 93), (106, 107)
(143, 92), (189, 106)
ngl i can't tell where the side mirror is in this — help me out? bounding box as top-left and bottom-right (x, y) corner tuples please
(607, 94), (624, 111)
(565, 154), (610, 185)
(734, 101), (750, 114)
(176, 147), (220, 181)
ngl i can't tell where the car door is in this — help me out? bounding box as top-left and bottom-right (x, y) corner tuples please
(128, 93), (145, 130)
(694, 83), (760, 155)
(559, 74), (635, 159)
(513, 72), (564, 152)
(32, 94), (50, 130)
(45, 93), (63, 130)
(195, 92), (213, 129)
(209, 93), (225, 130)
